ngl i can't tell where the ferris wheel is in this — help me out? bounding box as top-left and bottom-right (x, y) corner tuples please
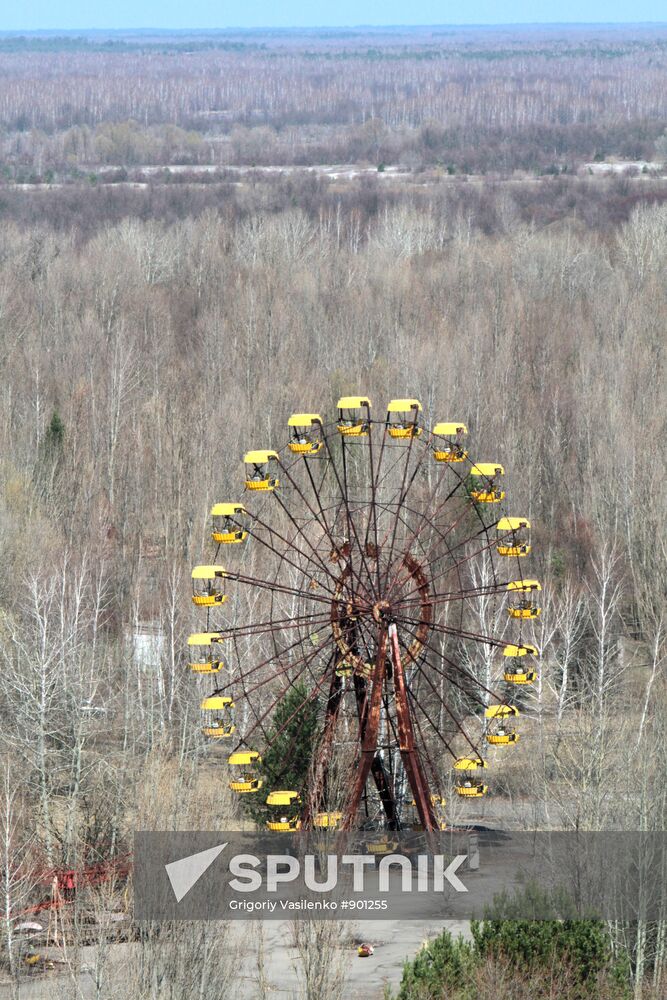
(187, 397), (541, 834)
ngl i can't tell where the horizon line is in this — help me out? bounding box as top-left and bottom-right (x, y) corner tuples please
(2, 22), (667, 33)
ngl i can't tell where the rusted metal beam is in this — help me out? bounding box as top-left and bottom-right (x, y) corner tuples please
(389, 622), (438, 832)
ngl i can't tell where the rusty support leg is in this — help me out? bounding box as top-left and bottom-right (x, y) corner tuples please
(342, 628), (388, 831)
(370, 756), (399, 830)
(389, 622), (438, 832)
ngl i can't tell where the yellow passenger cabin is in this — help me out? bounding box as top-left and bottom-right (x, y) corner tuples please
(485, 704), (520, 745)
(191, 565), (228, 606)
(366, 837), (399, 855)
(211, 502), (248, 544)
(469, 463), (505, 502)
(201, 694), (235, 738)
(288, 413), (323, 455)
(244, 450), (280, 491)
(313, 811), (343, 829)
(187, 632), (225, 674)
(386, 398), (423, 439)
(503, 644), (539, 684)
(433, 422), (468, 462)
(497, 517), (531, 557)
(228, 749), (263, 793)
(507, 579), (542, 619)
(410, 794), (446, 831)
(337, 396), (371, 436)
(453, 756), (488, 797)
(266, 790), (301, 831)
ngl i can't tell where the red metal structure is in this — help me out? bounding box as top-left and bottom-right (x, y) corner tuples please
(13, 855), (132, 918)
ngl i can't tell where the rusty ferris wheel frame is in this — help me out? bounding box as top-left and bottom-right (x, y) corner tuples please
(194, 400), (535, 834)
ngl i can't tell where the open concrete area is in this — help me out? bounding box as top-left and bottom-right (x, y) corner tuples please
(0, 920), (472, 999)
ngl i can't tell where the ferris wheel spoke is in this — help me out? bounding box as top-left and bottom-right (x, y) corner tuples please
(276, 458), (374, 605)
(407, 655), (486, 761)
(379, 414), (422, 596)
(242, 510), (341, 599)
(382, 488), (475, 602)
(395, 627), (480, 758)
(398, 616), (514, 713)
(222, 621), (336, 692)
(363, 494), (469, 642)
(302, 455), (337, 545)
(408, 701), (447, 796)
(382, 457), (472, 567)
(213, 609), (334, 642)
(228, 569), (336, 607)
(302, 668), (348, 824)
(228, 636), (333, 746)
(276, 451), (345, 561)
(321, 429), (381, 603)
(391, 523), (501, 609)
(341, 435), (383, 602)
(268, 488), (347, 592)
(393, 512), (495, 596)
(394, 581), (511, 612)
(239, 656), (334, 768)
(404, 682), (459, 763)
(262, 661), (340, 793)
(422, 515), (501, 574)
(344, 616), (376, 681)
(231, 649), (321, 716)
(379, 426), (440, 565)
(364, 419), (389, 596)
(395, 611), (507, 650)
(420, 647), (494, 712)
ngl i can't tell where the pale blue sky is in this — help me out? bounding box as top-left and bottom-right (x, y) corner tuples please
(1, 2), (666, 32)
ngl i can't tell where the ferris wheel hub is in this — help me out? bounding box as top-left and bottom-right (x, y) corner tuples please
(371, 599), (391, 624)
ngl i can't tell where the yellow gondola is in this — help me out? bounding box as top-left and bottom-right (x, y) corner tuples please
(386, 398), (423, 438)
(211, 502), (248, 544)
(335, 659), (353, 677)
(288, 413), (323, 455)
(485, 704), (520, 745)
(191, 565), (228, 606)
(469, 463), (505, 503)
(201, 694), (235, 738)
(266, 790), (301, 831)
(366, 837), (399, 855)
(453, 756), (488, 797)
(313, 811), (343, 829)
(244, 450), (280, 491)
(433, 422), (468, 462)
(507, 579), (542, 619)
(187, 632), (225, 674)
(503, 644), (539, 684)
(410, 794), (446, 831)
(228, 750), (263, 793)
(336, 396), (371, 436)
(497, 517), (531, 557)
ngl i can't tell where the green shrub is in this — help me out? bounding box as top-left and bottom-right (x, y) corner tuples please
(395, 929), (474, 1000)
(391, 885), (631, 1000)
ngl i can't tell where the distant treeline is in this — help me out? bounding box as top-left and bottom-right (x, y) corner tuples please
(1, 169), (667, 238)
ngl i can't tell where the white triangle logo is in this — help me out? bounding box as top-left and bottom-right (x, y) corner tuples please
(164, 843), (227, 903)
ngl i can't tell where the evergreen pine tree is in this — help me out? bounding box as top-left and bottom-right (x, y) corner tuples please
(242, 681), (319, 827)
